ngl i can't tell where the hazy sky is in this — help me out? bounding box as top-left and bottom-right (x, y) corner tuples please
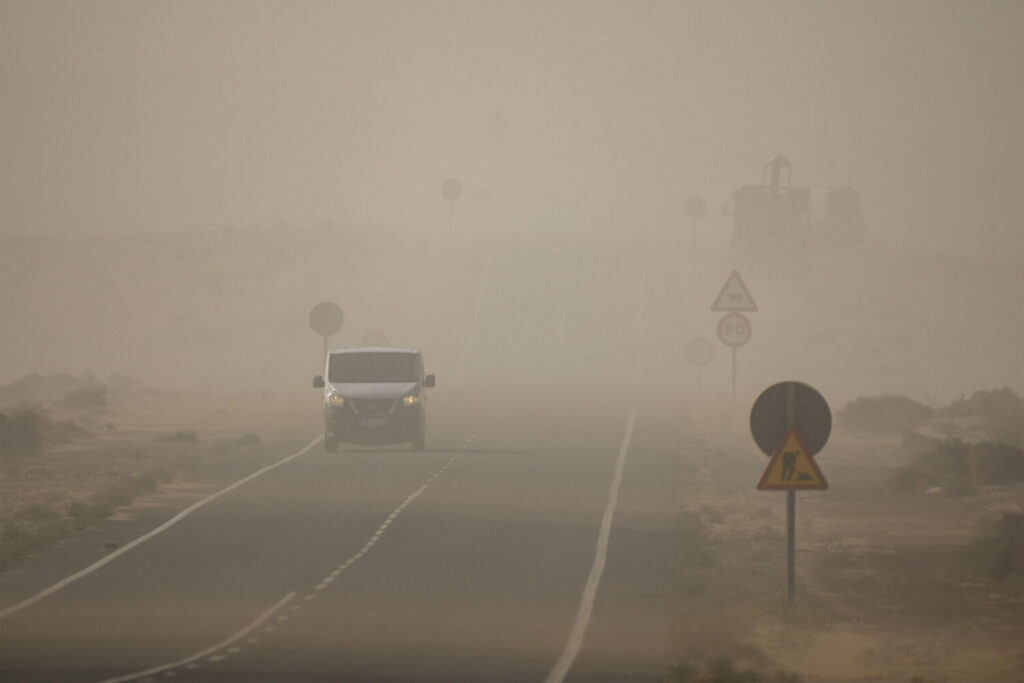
(2, 1), (1022, 258)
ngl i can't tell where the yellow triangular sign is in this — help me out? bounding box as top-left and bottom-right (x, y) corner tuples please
(757, 428), (828, 490)
(711, 270), (758, 312)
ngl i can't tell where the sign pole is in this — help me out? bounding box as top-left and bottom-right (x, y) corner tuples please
(309, 301), (344, 373)
(786, 381), (796, 603)
(787, 491), (796, 603)
(752, 381), (831, 605)
(731, 346), (737, 398)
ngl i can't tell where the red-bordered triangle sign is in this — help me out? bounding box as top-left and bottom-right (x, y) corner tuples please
(758, 428), (828, 490)
(711, 270), (758, 312)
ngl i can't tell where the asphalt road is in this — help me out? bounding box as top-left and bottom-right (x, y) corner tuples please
(1, 239), (684, 682)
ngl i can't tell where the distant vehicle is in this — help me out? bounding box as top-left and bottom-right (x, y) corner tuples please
(313, 348), (435, 452)
(727, 156), (863, 255)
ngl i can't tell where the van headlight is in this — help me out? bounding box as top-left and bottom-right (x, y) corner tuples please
(402, 395), (420, 407)
(326, 394), (345, 408)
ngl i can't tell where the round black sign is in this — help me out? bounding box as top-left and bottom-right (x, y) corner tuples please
(441, 178), (463, 202)
(308, 301), (343, 337)
(750, 381), (831, 457)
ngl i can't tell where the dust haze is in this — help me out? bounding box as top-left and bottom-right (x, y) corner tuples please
(2, 4), (1024, 680)
(2, 0), (1022, 404)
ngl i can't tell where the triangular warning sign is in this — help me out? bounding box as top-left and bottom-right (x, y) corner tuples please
(758, 428), (827, 490)
(711, 270), (758, 312)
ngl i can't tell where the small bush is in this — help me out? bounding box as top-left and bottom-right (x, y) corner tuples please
(975, 512), (1024, 583)
(892, 438), (972, 496)
(940, 387), (1024, 447)
(837, 394), (933, 436)
(59, 384), (108, 411)
(43, 418), (92, 446)
(0, 409), (43, 458)
(237, 433), (260, 447)
(669, 656), (801, 682)
(157, 430), (199, 444)
(969, 441), (1024, 485)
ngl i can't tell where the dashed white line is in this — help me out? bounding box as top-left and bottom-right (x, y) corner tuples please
(97, 592), (296, 683)
(101, 424), (487, 682)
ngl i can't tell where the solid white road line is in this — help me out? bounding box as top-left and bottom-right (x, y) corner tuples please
(0, 437), (322, 620)
(95, 592), (296, 683)
(545, 274), (646, 683)
(543, 405), (637, 683)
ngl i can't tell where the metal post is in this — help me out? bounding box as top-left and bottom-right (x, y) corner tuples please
(787, 490), (796, 603)
(691, 217), (697, 254)
(448, 201), (454, 236)
(731, 347), (737, 398)
(786, 381), (796, 603)
(322, 335), (328, 365)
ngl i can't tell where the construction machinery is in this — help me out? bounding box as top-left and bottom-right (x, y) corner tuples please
(728, 156), (863, 254)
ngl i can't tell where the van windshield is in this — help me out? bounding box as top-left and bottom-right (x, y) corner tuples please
(328, 352), (419, 383)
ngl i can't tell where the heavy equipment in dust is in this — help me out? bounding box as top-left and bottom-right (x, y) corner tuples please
(728, 156), (864, 254)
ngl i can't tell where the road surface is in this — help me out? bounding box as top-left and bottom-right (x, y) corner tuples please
(1, 239), (686, 682)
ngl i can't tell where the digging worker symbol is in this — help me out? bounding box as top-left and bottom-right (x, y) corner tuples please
(781, 450), (813, 482)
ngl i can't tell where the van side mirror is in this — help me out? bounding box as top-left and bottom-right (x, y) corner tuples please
(313, 375), (324, 389)
(424, 374), (435, 388)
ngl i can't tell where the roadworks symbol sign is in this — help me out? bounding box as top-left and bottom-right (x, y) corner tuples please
(711, 270), (758, 312)
(758, 428), (828, 490)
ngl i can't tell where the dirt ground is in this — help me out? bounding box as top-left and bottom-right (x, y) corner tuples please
(672, 404), (1024, 683)
(0, 383), (319, 564)
(3, 386), (1022, 682)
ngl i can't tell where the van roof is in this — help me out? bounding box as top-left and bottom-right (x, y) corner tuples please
(328, 347), (420, 355)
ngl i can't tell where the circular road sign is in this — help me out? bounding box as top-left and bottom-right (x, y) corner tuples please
(750, 381), (832, 457)
(308, 301), (343, 337)
(686, 337), (714, 367)
(684, 194), (708, 221)
(441, 178), (463, 202)
(717, 312), (752, 348)
(360, 331), (390, 348)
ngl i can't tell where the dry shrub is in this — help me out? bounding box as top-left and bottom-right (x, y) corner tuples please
(969, 441), (1024, 485)
(940, 387), (1024, 447)
(837, 394), (933, 436)
(0, 409), (43, 459)
(891, 438), (972, 496)
(975, 512), (1024, 583)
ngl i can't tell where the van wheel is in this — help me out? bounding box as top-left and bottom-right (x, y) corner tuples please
(412, 429), (425, 452)
(324, 436), (339, 453)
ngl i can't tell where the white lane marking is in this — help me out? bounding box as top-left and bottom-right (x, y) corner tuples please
(96, 592), (296, 683)
(1, 438), (322, 620)
(302, 450), (467, 602)
(545, 275), (645, 683)
(543, 406), (636, 683)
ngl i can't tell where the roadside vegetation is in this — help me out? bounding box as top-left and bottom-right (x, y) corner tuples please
(975, 511), (1024, 585)
(836, 389), (1024, 591)
(837, 387), (1024, 496)
(0, 373), (273, 571)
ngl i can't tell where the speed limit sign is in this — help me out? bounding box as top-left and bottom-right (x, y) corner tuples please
(717, 312), (752, 348)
